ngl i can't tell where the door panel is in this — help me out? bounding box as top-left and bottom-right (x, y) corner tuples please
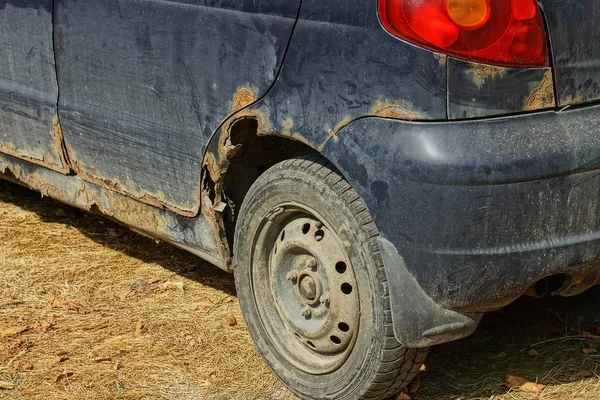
(541, 0), (600, 106)
(54, 0), (300, 215)
(0, 1), (68, 172)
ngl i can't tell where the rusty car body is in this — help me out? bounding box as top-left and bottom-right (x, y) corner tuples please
(2, 0), (600, 399)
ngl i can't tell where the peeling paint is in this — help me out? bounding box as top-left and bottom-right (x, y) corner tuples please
(524, 70), (556, 111)
(469, 63), (507, 89)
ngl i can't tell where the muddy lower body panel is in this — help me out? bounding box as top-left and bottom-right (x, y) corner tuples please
(0, 152), (225, 270)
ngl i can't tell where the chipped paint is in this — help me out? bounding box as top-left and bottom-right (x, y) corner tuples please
(326, 101), (424, 143)
(469, 63), (507, 89)
(232, 87), (257, 112)
(282, 118), (294, 131)
(524, 69), (556, 111)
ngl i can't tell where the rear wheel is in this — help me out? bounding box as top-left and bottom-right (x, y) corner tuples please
(233, 155), (428, 400)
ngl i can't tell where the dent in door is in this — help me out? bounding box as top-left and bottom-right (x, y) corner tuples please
(0, 1), (69, 173)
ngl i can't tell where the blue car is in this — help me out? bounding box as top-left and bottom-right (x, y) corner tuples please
(1, 0), (597, 398)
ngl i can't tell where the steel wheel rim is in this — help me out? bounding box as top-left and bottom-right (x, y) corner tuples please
(251, 203), (360, 374)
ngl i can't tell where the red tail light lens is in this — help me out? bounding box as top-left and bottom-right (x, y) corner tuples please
(378, 0), (549, 67)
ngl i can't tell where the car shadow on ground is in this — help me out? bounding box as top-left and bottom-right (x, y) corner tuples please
(419, 287), (600, 399)
(2, 179), (600, 400)
(0, 179), (236, 297)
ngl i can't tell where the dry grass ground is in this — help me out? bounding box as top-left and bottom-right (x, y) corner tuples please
(1, 179), (600, 400)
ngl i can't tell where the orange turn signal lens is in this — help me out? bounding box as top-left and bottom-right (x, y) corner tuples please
(446, 0), (491, 29)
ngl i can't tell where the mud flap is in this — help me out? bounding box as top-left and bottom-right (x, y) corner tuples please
(378, 236), (482, 348)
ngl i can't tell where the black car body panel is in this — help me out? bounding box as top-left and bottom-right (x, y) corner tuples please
(540, 0), (600, 106)
(447, 58), (555, 119)
(1, 0), (600, 348)
(0, 1), (68, 172)
(323, 106), (600, 313)
(54, 0), (300, 214)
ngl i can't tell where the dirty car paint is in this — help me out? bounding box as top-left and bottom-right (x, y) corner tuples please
(447, 58), (555, 119)
(0, 1), (69, 173)
(540, 0), (600, 106)
(54, 0), (301, 215)
(199, 0), (448, 230)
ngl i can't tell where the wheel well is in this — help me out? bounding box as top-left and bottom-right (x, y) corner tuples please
(221, 117), (321, 248)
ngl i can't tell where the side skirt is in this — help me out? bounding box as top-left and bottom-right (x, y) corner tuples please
(0, 152), (226, 271)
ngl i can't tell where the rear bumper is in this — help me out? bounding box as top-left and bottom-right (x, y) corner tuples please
(323, 105), (600, 343)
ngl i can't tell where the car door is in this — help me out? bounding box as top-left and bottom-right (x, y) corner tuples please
(0, 1), (69, 172)
(54, 0), (300, 215)
(541, 0), (600, 106)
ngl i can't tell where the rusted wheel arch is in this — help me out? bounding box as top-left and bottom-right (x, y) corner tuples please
(200, 114), (324, 269)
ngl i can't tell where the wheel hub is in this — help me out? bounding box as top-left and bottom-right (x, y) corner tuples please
(269, 216), (360, 361)
(299, 274), (317, 300)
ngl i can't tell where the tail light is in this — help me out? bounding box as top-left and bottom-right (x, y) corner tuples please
(378, 0), (549, 67)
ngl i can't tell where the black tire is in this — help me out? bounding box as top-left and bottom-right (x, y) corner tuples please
(233, 155), (428, 400)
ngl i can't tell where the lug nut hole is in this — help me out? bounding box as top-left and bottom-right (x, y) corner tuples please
(330, 335), (341, 345)
(314, 229), (325, 241)
(338, 322), (350, 332)
(302, 223), (311, 234)
(341, 283), (353, 294)
(335, 261), (347, 274)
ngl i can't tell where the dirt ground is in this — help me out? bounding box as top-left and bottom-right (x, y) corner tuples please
(2, 179), (600, 400)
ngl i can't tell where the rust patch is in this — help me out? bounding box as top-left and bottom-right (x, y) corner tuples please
(199, 107), (273, 264)
(469, 63), (507, 89)
(65, 146), (196, 218)
(0, 142), (68, 175)
(434, 53), (447, 65)
(282, 118), (294, 131)
(51, 115), (72, 173)
(0, 162), (167, 242)
(371, 101), (424, 120)
(0, 115), (71, 174)
(524, 69), (556, 111)
(232, 87), (257, 112)
(327, 116), (352, 142)
(560, 92), (584, 107)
